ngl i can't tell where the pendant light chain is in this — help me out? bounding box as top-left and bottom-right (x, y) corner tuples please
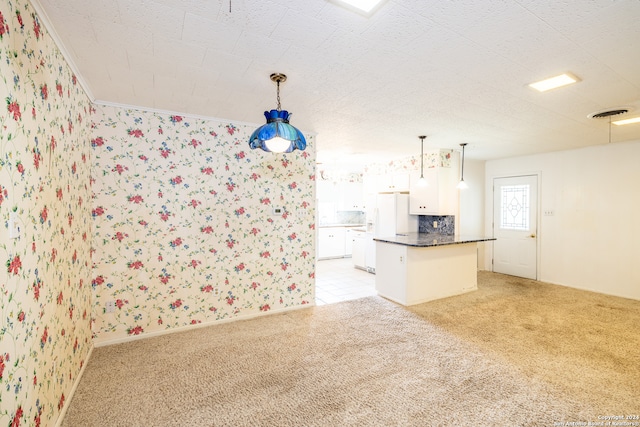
(269, 73), (287, 112)
(276, 80), (281, 111)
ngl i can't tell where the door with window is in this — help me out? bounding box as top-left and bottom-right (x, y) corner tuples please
(492, 175), (538, 279)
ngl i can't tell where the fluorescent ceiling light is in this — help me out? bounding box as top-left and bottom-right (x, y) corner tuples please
(529, 73), (580, 92)
(612, 116), (640, 126)
(331, 0), (387, 15)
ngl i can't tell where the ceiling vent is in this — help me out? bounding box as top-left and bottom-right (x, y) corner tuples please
(588, 108), (630, 144)
(588, 109), (628, 119)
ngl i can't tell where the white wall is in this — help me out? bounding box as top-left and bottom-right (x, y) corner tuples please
(459, 159), (487, 268)
(484, 140), (640, 301)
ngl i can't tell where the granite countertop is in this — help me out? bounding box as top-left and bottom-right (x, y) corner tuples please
(374, 232), (496, 247)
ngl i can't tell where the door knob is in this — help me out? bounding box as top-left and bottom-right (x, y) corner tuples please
(529, 233), (536, 238)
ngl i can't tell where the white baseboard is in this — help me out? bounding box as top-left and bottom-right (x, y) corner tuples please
(53, 303), (317, 424)
(540, 278), (640, 302)
(93, 303), (314, 348)
(55, 343), (94, 427)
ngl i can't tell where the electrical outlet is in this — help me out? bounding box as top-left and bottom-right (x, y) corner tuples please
(544, 210), (555, 216)
(433, 221), (438, 228)
(105, 301), (116, 313)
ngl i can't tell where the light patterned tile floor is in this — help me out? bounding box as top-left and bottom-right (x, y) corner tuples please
(315, 257), (377, 305)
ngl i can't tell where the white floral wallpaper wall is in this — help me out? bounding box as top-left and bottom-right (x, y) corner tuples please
(91, 105), (316, 343)
(317, 169), (363, 184)
(0, 0), (93, 426)
(1, 0), (315, 423)
(365, 149), (453, 175)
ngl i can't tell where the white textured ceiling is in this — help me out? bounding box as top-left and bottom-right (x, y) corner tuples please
(35, 0), (640, 166)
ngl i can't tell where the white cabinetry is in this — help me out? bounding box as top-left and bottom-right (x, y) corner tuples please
(317, 181), (364, 211)
(365, 233), (376, 273)
(316, 180), (333, 202)
(351, 231), (366, 269)
(344, 229), (354, 256)
(409, 167), (458, 215)
(339, 182), (365, 210)
(375, 241), (478, 306)
(318, 227), (347, 259)
(378, 173), (410, 193)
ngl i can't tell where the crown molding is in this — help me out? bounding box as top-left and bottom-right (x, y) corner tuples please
(29, 0), (96, 102)
(94, 99), (318, 136)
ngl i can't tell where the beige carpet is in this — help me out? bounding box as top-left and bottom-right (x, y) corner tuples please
(62, 272), (640, 427)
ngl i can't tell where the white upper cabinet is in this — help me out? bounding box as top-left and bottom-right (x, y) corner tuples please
(339, 182), (365, 210)
(409, 167), (458, 215)
(378, 172), (410, 193)
(316, 180), (333, 202)
(317, 180), (364, 211)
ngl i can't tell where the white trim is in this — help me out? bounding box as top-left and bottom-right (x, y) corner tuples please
(93, 100), (319, 137)
(537, 279), (640, 302)
(490, 172), (541, 280)
(54, 344), (94, 427)
(28, 0), (96, 102)
(93, 303), (314, 348)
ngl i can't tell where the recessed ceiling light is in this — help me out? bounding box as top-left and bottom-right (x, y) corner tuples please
(331, 0), (387, 15)
(529, 73), (580, 92)
(612, 116), (640, 126)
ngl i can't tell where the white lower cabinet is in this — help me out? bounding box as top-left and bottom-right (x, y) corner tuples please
(375, 241), (478, 306)
(351, 232), (366, 269)
(345, 229), (354, 256)
(365, 233), (376, 273)
(318, 227), (347, 259)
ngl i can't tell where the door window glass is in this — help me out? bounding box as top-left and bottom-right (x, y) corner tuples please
(501, 185), (530, 230)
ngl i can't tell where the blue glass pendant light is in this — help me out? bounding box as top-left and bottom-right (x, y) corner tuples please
(249, 73), (307, 153)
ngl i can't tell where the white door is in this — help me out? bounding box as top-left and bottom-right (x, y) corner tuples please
(492, 175), (538, 279)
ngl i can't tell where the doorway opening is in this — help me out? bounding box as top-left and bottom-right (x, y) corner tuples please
(315, 258), (376, 305)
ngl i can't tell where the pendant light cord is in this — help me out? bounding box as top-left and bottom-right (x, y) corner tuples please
(461, 146), (464, 180)
(420, 139), (424, 178)
(460, 143), (467, 181)
(419, 136), (426, 179)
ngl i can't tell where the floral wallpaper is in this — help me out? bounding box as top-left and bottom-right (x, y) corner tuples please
(365, 149), (453, 175)
(0, 0), (93, 426)
(91, 105), (316, 343)
(317, 169), (363, 184)
(1, 0), (315, 423)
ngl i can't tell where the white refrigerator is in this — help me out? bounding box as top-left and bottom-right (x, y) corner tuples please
(374, 193), (418, 237)
(366, 193), (417, 273)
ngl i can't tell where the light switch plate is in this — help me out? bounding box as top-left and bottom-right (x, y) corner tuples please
(9, 212), (20, 239)
(105, 301), (116, 313)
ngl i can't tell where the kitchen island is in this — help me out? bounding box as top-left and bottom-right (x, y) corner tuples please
(374, 233), (496, 306)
